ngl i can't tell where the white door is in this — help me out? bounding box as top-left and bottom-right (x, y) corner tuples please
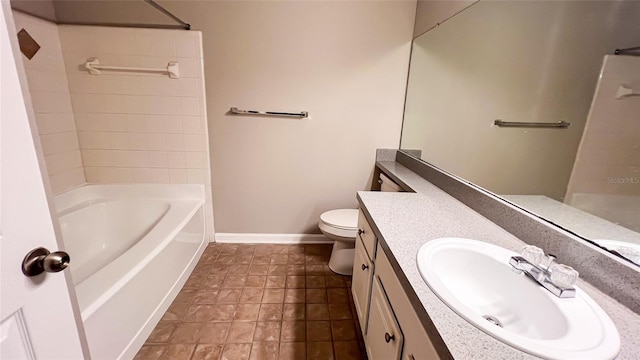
(0, 3), (87, 359)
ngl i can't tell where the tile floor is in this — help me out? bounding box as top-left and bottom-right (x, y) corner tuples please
(134, 243), (367, 360)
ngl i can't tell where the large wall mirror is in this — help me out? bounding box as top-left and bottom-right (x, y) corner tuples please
(400, 0), (640, 267)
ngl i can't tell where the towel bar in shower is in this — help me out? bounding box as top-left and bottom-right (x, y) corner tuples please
(494, 120), (571, 128)
(84, 58), (180, 79)
(229, 107), (308, 118)
(616, 85), (640, 99)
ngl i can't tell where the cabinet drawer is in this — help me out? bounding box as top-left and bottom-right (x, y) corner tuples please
(351, 236), (374, 334)
(357, 210), (377, 260)
(365, 276), (404, 360)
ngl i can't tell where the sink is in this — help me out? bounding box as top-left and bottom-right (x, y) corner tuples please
(416, 238), (620, 360)
(595, 239), (640, 265)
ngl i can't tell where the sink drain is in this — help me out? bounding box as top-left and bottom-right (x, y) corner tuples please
(483, 315), (503, 328)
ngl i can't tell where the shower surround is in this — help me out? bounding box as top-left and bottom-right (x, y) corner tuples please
(13, 11), (214, 238)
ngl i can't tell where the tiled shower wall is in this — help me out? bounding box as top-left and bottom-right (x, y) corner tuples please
(13, 12), (86, 194)
(57, 24), (214, 237)
(565, 55), (640, 232)
(12, 12), (214, 238)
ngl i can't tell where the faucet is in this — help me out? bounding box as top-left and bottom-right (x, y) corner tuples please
(509, 254), (577, 298)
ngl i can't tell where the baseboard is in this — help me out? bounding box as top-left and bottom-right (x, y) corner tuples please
(215, 233), (333, 244)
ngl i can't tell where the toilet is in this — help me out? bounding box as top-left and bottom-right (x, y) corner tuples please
(319, 173), (405, 275)
(319, 208), (359, 275)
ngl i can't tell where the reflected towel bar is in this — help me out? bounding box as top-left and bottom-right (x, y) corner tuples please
(229, 107), (308, 118)
(494, 120), (571, 128)
(616, 85), (640, 99)
(85, 58), (179, 79)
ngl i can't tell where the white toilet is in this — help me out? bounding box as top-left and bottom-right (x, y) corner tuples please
(319, 209), (359, 275)
(319, 173), (405, 275)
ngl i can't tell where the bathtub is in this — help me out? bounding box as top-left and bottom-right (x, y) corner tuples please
(55, 184), (207, 360)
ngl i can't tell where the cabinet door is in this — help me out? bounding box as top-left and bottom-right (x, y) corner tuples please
(351, 237), (374, 334)
(376, 246), (440, 360)
(365, 276), (404, 360)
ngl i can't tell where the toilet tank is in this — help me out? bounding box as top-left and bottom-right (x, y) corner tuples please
(379, 173), (404, 192)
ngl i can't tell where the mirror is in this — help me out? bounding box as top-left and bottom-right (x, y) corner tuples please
(400, 0), (640, 266)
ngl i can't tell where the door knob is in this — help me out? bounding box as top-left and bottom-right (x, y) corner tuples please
(22, 247), (70, 277)
(385, 332), (395, 343)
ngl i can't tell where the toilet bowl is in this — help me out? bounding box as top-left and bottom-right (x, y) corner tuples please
(318, 209), (359, 275)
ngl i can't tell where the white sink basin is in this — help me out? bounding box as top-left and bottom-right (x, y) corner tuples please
(595, 239), (640, 265)
(417, 238), (620, 360)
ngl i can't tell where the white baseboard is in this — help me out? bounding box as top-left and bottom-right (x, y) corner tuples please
(214, 233), (333, 244)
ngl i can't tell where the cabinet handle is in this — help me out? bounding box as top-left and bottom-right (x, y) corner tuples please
(358, 229), (365, 235)
(385, 332), (395, 343)
(361, 263), (369, 271)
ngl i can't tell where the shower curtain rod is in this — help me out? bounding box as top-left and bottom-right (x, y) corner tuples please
(55, 22), (187, 30)
(615, 46), (640, 55)
(144, 0), (191, 30)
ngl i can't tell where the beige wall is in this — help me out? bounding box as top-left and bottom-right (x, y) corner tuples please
(56, 24), (215, 236)
(159, 1), (416, 234)
(37, 1), (416, 235)
(13, 11), (86, 194)
(413, 0), (476, 38)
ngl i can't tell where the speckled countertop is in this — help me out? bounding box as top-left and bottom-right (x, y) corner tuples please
(356, 161), (640, 360)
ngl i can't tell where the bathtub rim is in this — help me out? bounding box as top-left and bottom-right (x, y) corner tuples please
(55, 183), (205, 213)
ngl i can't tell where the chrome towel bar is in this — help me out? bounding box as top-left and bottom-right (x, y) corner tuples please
(494, 120), (571, 128)
(229, 107), (308, 118)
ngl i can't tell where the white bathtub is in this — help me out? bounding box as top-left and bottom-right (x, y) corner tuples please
(55, 184), (207, 360)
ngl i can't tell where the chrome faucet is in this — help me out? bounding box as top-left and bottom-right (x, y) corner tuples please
(509, 255), (576, 298)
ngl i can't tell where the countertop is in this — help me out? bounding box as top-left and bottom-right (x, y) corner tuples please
(356, 161), (640, 360)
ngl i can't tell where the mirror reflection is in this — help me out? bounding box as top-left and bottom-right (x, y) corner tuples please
(400, 1), (640, 266)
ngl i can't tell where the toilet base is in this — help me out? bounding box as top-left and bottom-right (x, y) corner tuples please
(328, 240), (355, 275)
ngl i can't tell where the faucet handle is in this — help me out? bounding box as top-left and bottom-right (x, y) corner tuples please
(521, 245), (544, 265)
(549, 263), (579, 289)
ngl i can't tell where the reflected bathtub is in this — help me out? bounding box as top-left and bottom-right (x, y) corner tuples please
(55, 184), (206, 360)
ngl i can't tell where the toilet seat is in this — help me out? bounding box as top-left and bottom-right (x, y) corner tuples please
(319, 209), (359, 238)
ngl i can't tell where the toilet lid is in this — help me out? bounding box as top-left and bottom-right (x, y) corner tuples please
(320, 209), (359, 230)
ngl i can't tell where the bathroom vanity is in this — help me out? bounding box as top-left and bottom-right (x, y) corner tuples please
(351, 152), (640, 359)
(353, 209), (440, 360)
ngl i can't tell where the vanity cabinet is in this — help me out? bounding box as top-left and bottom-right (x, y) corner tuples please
(351, 211), (377, 334)
(353, 209), (440, 360)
